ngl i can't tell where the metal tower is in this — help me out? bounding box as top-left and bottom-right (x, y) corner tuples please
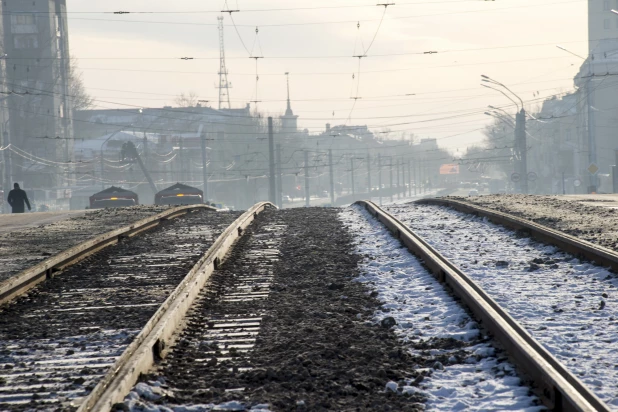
(217, 16), (232, 110)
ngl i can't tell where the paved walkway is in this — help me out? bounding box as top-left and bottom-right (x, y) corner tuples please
(0, 210), (86, 233)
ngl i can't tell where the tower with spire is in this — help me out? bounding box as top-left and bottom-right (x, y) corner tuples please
(280, 72), (299, 134)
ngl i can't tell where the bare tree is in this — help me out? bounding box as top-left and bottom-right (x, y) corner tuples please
(68, 59), (94, 111)
(175, 92), (199, 107)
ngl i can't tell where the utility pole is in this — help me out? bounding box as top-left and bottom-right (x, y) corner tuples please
(396, 160), (401, 200)
(179, 138), (184, 182)
(367, 154), (371, 200)
(304, 150), (310, 207)
(268, 117), (276, 204)
(2, 126), (11, 214)
(408, 159), (412, 198)
(350, 157), (356, 202)
(378, 153), (382, 206)
(515, 109), (528, 194)
(328, 149), (335, 206)
(418, 159), (427, 193)
(412, 158), (417, 195)
(217, 16), (232, 110)
(276, 144), (283, 208)
(587, 75), (597, 193)
(201, 133), (209, 202)
(100, 150), (105, 190)
(390, 159), (394, 203)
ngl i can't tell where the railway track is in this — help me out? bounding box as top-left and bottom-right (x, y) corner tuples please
(0, 207), (246, 411)
(380, 200), (617, 410)
(91, 208), (432, 411)
(128, 210), (286, 407)
(3, 199), (614, 411)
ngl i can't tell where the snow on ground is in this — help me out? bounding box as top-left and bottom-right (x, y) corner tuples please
(122, 380), (272, 412)
(340, 206), (543, 411)
(387, 203), (618, 408)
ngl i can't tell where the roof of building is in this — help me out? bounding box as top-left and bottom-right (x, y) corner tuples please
(90, 186), (138, 198)
(156, 183), (203, 197)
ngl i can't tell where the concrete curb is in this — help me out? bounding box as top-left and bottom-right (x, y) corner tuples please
(0, 205), (218, 306)
(417, 197), (618, 273)
(78, 202), (275, 412)
(356, 200), (608, 412)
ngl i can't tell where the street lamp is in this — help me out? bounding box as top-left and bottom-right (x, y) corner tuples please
(484, 112), (516, 128)
(481, 74), (528, 194)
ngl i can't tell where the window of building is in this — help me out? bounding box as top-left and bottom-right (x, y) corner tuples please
(14, 14), (35, 25)
(605, 18), (611, 29)
(605, 0), (611, 10)
(13, 34), (38, 49)
(566, 129), (572, 141)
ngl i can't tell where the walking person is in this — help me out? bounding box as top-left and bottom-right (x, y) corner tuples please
(7, 183), (31, 214)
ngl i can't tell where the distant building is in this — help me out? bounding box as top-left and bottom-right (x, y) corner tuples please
(574, 40), (618, 192)
(0, 1), (10, 195)
(589, 0), (618, 53)
(527, 93), (582, 194)
(2, 0), (73, 189)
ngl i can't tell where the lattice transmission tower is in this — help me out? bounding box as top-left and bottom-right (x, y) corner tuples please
(217, 16), (232, 110)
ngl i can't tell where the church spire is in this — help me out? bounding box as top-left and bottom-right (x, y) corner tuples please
(285, 72), (293, 116)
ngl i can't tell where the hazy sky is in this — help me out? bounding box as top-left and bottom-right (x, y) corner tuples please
(67, 0), (589, 152)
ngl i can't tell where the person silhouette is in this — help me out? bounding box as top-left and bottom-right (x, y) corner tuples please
(7, 183), (31, 214)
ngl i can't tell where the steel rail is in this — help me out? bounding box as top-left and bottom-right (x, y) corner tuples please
(0, 205), (219, 307)
(78, 202), (275, 412)
(417, 197), (618, 272)
(356, 200), (609, 412)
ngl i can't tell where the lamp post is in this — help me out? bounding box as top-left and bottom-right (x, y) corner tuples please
(481, 75), (528, 194)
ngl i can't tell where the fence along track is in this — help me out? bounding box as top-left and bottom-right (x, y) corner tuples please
(0, 205), (217, 307)
(356, 200), (609, 412)
(78, 202), (275, 412)
(417, 197), (618, 273)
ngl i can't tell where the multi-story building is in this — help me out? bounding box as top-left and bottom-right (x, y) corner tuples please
(2, 0), (73, 192)
(590, 0), (618, 53)
(566, 1), (618, 192)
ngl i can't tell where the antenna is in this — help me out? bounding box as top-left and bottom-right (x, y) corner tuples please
(217, 16), (232, 110)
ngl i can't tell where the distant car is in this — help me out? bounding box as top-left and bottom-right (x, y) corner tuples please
(282, 195), (292, 204)
(38, 204), (50, 212)
(468, 189), (479, 196)
(321, 191), (329, 198)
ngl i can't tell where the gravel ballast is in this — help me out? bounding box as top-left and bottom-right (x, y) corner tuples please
(341, 206), (541, 411)
(123, 208), (429, 411)
(0, 206), (172, 283)
(388, 203), (618, 408)
(0, 209), (241, 411)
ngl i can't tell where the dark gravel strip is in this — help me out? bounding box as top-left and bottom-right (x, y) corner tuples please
(0, 209), (241, 411)
(0, 206), (171, 283)
(126, 208), (425, 411)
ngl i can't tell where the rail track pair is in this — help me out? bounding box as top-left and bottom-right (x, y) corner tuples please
(0, 199), (614, 411)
